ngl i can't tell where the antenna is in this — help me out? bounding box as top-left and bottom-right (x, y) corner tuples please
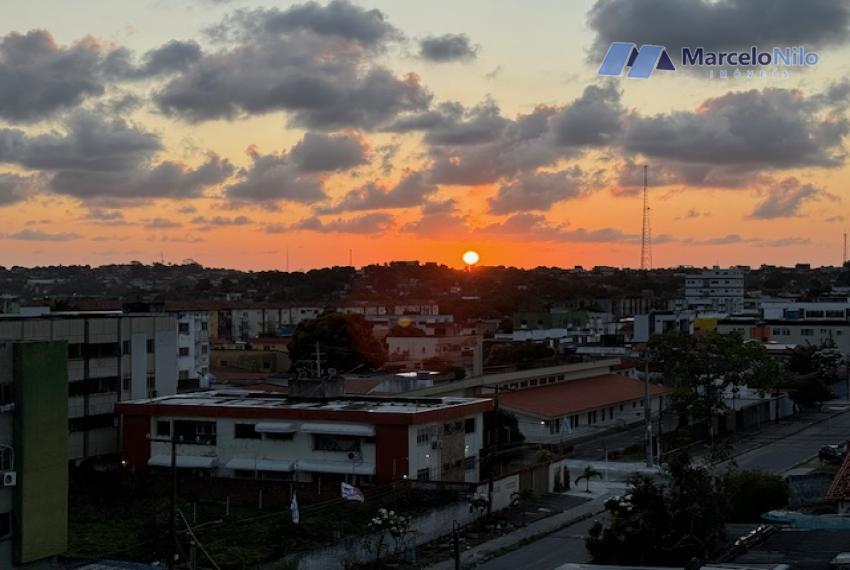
(640, 165), (653, 270)
(285, 246), (289, 272)
(349, 248), (353, 267)
(844, 232), (847, 266)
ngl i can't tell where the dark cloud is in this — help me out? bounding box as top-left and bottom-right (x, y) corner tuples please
(157, 3), (430, 128)
(82, 207), (130, 226)
(0, 112), (233, 202)
(225, 146), (326, 205)
(749, 177), (832, 219)
(290, 131), (368, 172)
(6, 229), (80, 241)
(144, 218), (182, 229)
(210, 1), (400, 47)
(622, 88), (849, 174)
(418, 34), (478, 62)
(318, 170), (436, 213)
(177, 205), (197, 214)
(137, 40), (203, 77)
(551, 83), (623, 147)
(0, 173), (34, 206)
(292, 212), (394, 233)
(487, 167), (588, 214)
(587, 0), (850, 57)
(191, 215), (252, 229)
(685, 234), (745, 245)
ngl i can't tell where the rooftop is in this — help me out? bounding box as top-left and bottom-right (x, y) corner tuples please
(497, 374), (668, 419)
(117, 390), (492, 422)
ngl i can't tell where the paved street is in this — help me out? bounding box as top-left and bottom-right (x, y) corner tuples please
(473, 407), (850, 570)
(473, 514), (605, 570)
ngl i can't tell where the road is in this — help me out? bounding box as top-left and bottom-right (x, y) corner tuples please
(718, 406), (850, 473)
(477, 408), (850, 570)
(474, 515), (604, 570)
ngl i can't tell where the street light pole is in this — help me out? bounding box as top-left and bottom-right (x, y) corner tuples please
(644, 356), (654, 468)
(149, 435), (179, 570)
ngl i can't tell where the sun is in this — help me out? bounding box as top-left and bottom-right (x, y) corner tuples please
(462, 250), (480, 266)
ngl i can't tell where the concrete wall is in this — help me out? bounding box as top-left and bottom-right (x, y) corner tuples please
(787, 472), (833, 507)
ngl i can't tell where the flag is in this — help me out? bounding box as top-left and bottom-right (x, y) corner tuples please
(290, 492), (300, 524)
(341, 482), (365, 503)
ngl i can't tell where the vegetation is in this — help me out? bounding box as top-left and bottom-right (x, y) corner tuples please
(574, 466), (603, 493)
(587, 456), (789, 566)
(287, 313), (387, 372)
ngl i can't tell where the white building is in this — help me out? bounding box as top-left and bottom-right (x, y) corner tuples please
(632, 311), (696, 342)
(0, 311), (178, 462)
(118, 391), (491, 484)
(175, 310), (210, 391)
(684, 267), (745, 314)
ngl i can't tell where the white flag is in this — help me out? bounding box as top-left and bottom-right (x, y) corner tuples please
(290, 492), (300, 524)
(341, 482), (365, 503)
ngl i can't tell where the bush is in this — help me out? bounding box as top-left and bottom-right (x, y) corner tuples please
(723, 470), (789, 522)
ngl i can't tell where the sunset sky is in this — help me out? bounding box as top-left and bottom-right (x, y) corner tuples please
(1, 0), (849, 270)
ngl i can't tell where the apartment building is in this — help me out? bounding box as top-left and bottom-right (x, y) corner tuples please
(0, 311), (177, 462)
(117, 391), (492, 484)
(717, 317), (850, 356)
(684, 267), (745, 314)
(632, 310), (696, 342)
(0, 341), (68, 568)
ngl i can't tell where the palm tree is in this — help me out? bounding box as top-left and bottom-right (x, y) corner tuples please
(575, 465), (603, 493)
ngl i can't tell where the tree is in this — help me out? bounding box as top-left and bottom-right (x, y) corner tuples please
(288, 313), (387, 372)
(587, 456), (727, 566)
(722, 470), (789, 522)
(575, 466), (603, 493)
(485, 342), (554, 368)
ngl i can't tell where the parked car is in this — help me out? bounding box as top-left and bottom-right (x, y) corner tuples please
(819, 444), (846, 465)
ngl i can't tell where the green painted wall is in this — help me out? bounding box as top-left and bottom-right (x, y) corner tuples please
(13, 341), (68, 564)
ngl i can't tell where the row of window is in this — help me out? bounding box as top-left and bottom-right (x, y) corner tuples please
(157, 421), (375, 451)
(69, 340), (209, 360)
(503, 374), (566, 391)
(543, 401), (647, 433)
(416, 418), (476, 445)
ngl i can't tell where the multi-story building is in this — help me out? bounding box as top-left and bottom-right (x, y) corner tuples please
(173, 310), (210, 391)
(117, 391), (492, 484)
(632, 310), (696, 342)
(717, 317), (850, 356)
(684, 267), (745, 314)
(760, 299), (850, 321)
(0, 341), (68, 569)
(0, 311), (178, 462)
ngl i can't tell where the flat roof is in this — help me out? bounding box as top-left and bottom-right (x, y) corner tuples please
(498, 374), (668, 419)
(116, 390), (492, 424)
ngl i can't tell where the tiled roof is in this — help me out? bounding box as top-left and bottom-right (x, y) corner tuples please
(827, 445), (850, 501)
(497, 373), (668, 419)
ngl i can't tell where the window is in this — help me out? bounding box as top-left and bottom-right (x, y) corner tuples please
(463, 456), (477, 471)
(156, 421), (171, 437)
(68, 343), (84, 359)
(464, 418), (476, 434)
(0, 512), (10, 539)
(146, 339), (155, 354)
(178, 370), (190, 381)
(801, 329), (814, 336)
(234, 424), (261, 439)
(173, 420), (216, 445)
(122, 377), (130, 391)
(122, 340), (130, 355)
(201, 345), (208, 354)
(314, 434), (360, 452)
(179, 347), (190, 357)
(416, 427), (436, 445)
(0, 384), (12, 407)
(417, 468), (430, 480)
(265, 432), (294, 441)
(178, 323), (190, 334)
(200, 322), (208, 331)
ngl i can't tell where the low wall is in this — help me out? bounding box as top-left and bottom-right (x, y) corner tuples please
(787, 472), (833, 507)
(282, 500), (479, 570)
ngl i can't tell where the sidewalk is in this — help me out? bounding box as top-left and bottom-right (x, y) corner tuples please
(424, 485), (618, 570)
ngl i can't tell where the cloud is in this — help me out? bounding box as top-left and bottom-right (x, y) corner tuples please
(418, 34), (478, 62)
(623, 88), (849, 172)
(5, 229), (80, 241)
(0, 173), (34, 206)
(177, 205), (197, 214)
(487, 167), (588, 214)
(144, 218), (182, 229)
(826, 215), (845, 222)
(209, 1), (400, 47)
(749, 177), (832, 219)
(0, 111), (233, 202)
(587, 0), (850, 57)
(684, 234), (745, 245)
(291, 212), (394, 233)
(675, 209), (710, 220)
(318, 170), (436, 213)
(156, 2), (431, 128)
(756, 237), (811, 247)
(136, 40), (202, 77)
(289, 131), (369, 172)
(550, 83), (623, 146)
(82, 207), (131, 226)
(225, 145), (326, 205)
(191, 215), (252, 230)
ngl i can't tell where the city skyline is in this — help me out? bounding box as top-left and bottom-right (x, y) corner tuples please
(1, 0), (849, 270)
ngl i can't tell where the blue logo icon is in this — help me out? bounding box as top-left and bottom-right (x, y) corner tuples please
(598, 42), (676, 78)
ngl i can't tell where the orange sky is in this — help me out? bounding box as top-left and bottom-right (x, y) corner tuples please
(1, 0), (849, 270)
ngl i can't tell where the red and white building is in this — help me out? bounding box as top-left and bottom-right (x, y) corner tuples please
(117, 391), (492, 485)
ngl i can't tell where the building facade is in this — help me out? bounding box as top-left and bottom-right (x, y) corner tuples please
(684, 267), (745, 314)
(117, 391), (492, 485)
(718, 318), (850, 356)
(0, 312), (178, 462)
(0, 341), (68, 568)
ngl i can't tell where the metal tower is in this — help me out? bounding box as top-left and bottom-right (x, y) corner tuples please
(640, 164), (652, 270)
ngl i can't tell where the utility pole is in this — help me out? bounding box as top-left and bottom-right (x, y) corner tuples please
(644, 356), (654, 468)
(452, 521), (461, 570)
(314, 341), (324, 376)
(487, 384), (500, 517)
(148, 435), (179, 570)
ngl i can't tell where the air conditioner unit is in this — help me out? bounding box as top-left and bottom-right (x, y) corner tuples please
(2, 472), (16, 487)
